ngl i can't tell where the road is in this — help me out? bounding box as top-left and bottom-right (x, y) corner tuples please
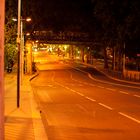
(31, 53), (140, 140)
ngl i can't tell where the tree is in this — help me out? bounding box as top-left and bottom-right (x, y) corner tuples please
(92, 0), (117, 68)
(91, 0), (140, 71)
(5, 0), (17, 69)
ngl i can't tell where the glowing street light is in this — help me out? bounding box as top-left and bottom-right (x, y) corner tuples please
(12, 17), (31, 22)
(26, 17), (31, 22)
(26, 32), (30, 36)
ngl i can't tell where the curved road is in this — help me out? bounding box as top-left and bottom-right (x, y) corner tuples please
(31, 59), (140, 140)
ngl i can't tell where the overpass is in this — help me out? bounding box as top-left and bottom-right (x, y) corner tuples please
(30, 30), (94, 45)
(25, 30), (101, 74)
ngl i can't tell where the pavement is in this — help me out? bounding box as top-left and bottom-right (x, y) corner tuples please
(4, 71), (48, 140)
(74, 59), (140, 85)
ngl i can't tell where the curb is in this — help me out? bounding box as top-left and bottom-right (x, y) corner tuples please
(30, 67), (40, 81)
(76, 61), (140, 85)
(29, 70), (48, 140)
(30, 72), (39, 81)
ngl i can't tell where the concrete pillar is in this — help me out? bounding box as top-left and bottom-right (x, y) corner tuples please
(0, 0), (5, 139)
(81, 46), (85, 62)
(26, 42), (32, 74)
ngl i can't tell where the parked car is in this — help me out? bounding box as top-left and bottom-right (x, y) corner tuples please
(6, 60), (14, 73)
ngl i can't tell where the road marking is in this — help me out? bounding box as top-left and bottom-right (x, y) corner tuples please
(69, 89), (85, 96)
(134, 94), (140, 98)
(47, 84), (54, 87)
(119, 112), (140, 124)
(78, 84), (83, 86)
(76, 92), (84, 96)
(71, 75), (90, 86)
(70, 72), (96, 88)
(85, 96), (96, 102)
(83, 82), (88, 85)
(119, 91), (129, 95)
(56, 80), (87, 97)
(106, 88), (116, 91)
(51, 71), (55, 82)
(70, 89), (76, 92)
(89, 84), (95, 86)
(65, 86), (70, 90)
(77, 104), (88, 112)
(97, 86), (104, 89)
(98, 103), (113, 110)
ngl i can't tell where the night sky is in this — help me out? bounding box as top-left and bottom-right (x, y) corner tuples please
(23, 0), (93, 31)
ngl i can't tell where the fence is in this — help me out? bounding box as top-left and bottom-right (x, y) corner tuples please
(123, 70), (140, 81)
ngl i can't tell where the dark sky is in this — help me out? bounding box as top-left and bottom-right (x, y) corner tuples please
(23, 0), (93, 31)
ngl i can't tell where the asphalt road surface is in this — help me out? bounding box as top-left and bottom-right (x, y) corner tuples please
(31, 58), (140, 140)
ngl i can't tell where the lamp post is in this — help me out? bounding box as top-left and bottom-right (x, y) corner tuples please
(17, 0), (21, 108)
(16, 0), (31, 107)
(0, 0), (5, 139)
(123, 42), (126, 76)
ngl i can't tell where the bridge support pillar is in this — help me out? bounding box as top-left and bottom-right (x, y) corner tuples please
(25, 41), (32, 74)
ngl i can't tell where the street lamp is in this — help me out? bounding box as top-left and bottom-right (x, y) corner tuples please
(20, 17), (31, 84)
(17, 0), (21, 108)
(16, 0), (31, 107)
(123, 42), (126, 77)
(26, 17), (31, 22)
(16, 17), (31, 108)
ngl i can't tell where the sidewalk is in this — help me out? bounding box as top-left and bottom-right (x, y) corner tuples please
(4, 72), (48, 140)
(89, 61), (140, 85)
(73, 59), (140, 85)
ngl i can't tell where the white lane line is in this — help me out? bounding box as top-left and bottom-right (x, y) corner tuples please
(98, 103), (113, 110)
(70, 73), (96, 87)
(89, 84), (95, 86)
(51, 71), (55, 82)
(70, 89), (76, 92)
(78, 84), (83, 86)
(47, 84), (54, 87)
(76, 104), (88, 112)
(76, 92), (84, 96)
(119, 91), (129, 95)
(106, 88), (116, 91)
(119, 112), (140, 124)
(85, 96), (96, 102)
(83, 82), (88, 85)
(134, 94), (140, 98)
(97, 86), (104, 89)
(65, 87), (70, 90)
(56, 81), (86, 97)
(69, 88), (85, 96)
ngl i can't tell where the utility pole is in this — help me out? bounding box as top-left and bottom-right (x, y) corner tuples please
(0, 0), (5, 139)
(123, 42), (126, 75)
(20, 20), (24, 85)
(113, 46), (116, 71)
(17, 0), (21, 108)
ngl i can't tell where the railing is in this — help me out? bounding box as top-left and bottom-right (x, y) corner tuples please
(123, 70), (140, 81)
(31, 30), (93, 43)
